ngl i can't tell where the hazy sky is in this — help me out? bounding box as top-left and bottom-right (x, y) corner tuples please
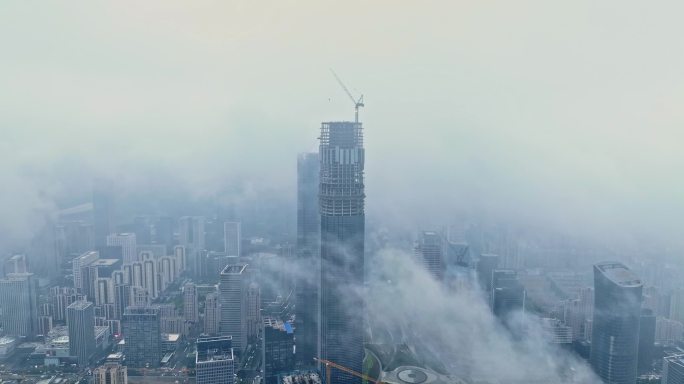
(1, 1), (683, 253)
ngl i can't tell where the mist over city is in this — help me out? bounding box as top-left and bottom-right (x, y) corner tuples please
(1, 2), (683, 384)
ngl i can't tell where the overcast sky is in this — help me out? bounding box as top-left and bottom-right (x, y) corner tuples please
(1, 1), (683, 253)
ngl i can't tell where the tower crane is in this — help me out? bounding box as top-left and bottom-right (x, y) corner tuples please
(314, 357), (385, 384)
(330, 69), (364, 123)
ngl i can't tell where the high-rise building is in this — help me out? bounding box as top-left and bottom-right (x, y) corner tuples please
(590, 262), (643, 384)
(664, 354), (684, 384)
(219, 264), (248, 353)
(540, 318), (572, 345)
(106, 234), (137, 264)
(263, 317), (295, 384)
(93, 184), (112, 248)
(297, 152), (320, 258)
(54, 221), (94, 266)
(3, 254), (28, 275)
(67, 300), (95, 367)
(638, 309), (656, 375)
(179, 216), (206, 251)
(223, 221), (241, 257)
(92, 361), (128, 384)
(196, 336), (235, 384)
(122, 306), (161, 367)
(415, 231), (445, 281)
(51, 286), (85, 322)
(476, 253), (499, 295)
(295, 152), (320, 368)
(671, 288), (684, 324)
(656, 317), (684, 345)
(184, 283), (199, 324)
(73, 251), (99, 292)
(204, 292), (221, 336)
(245, 282), (261, 343)
(95, 277), (114, 308)
(142, 258), (158, 300)
(319, 121), (365, 384)
(491, 269), (525, 319)
(113, 283), (131, 321)
(0, 273), (38, 338)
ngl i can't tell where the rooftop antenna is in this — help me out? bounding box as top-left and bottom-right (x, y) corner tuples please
(330, 69), (364, 123)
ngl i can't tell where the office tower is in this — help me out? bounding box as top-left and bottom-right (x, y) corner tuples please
(0, 273), (38, 338)
(184, 283), (199, 324)
(92, 361), (128, 384)
(196, 336), (235, 384)
(297, 153), (320, 259)
(107, 233), (137, 264)
(319, 121), (365, 384)
(204, 292), (221, 336)
(656, 317), (684, 345)
(132, 216), (153, 245)
(245, 282), (261, 343)
(67, 300), (95, 367)
(219, 264), (247, 353)
(54, 221), (94, 265)
(296, 153), (320, 367)
(664, 354), (684, 384)
(491, 269), (525, 318)
(179, 216), (206, 251)
(223, 221), (241, 257)
(476, 253), (499, 294)
(540, 318), (573, 345)
(73, 251), (99, 292)
(263, 317), (295, 384)
(638, 309), (656, 375)
(93, 183), (112, 248)
(590, 262), (643, 384)
(122, 306), (162, 367)
(671, 288), (684, 324)
(3, 254), (28, 275)
(415, 231), (445, 281)
(153, 216), (174, 250)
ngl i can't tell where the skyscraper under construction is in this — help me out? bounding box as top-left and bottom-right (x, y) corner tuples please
(319, 121), (365, 384)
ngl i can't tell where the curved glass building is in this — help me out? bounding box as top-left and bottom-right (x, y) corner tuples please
(590, 261), (643, 384)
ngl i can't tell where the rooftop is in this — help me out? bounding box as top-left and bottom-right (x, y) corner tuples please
(67, 300), (93, 310)
(91, 259), (120, 267)
(596, 262), (642, 287)
(221, 264), (247, 275)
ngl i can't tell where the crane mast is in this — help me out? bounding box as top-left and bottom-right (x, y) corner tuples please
(330, 69), (364, 123)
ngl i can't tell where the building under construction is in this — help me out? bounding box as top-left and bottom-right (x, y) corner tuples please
(319, 120), (366, 384)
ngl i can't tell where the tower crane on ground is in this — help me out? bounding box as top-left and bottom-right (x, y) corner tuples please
(330, 69), (364, 123)
(314, 357), (384, 384)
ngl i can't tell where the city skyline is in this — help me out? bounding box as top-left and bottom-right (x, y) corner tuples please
(0, 2), (683, 384)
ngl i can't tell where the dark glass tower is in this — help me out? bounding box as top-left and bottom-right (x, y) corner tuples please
(590, 262), (643, 384)
(295, 152), (320, 367)
(319, 122), (365, 384)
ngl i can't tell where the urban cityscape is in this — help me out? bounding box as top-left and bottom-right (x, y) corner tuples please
(2, 2), (684, 384)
